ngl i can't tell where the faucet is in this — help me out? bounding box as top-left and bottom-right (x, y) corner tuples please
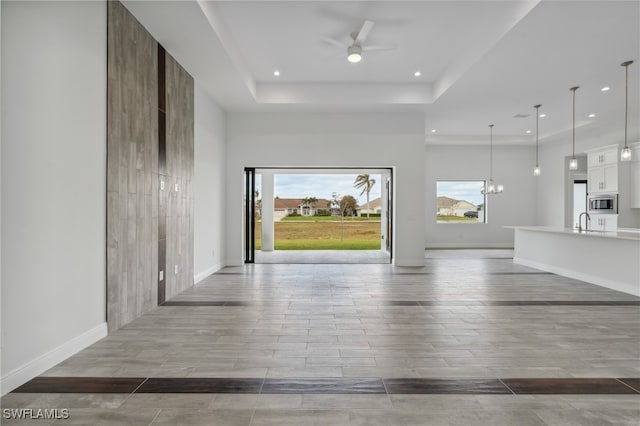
(578, 212), (591, 232)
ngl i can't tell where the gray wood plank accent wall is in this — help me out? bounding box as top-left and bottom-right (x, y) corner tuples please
(107, 1), (194, 332)
(164, 52), (195, 301)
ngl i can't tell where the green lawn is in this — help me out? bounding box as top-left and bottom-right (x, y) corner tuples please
(274, 239), (380, 250)
(254, 221), (381, 250)
(281, 216), (379, 222)
(436, 215), (479, 223)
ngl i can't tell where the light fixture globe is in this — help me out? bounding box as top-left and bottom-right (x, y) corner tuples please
(621, 146), (632, 161)
(569, 157), (578, 170)
(533, 165), (541, 176)
(347, 45), (362, 63)
(480, 124), (503, 195)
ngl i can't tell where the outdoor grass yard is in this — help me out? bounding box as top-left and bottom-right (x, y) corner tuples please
(255, 220), (381, 250)
(437, 215), (480, 223)
(280, 215), (379, 221)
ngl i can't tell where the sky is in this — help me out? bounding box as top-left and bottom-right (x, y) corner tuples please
(436, 181), (485, 206)
(256, 174), (382, 205)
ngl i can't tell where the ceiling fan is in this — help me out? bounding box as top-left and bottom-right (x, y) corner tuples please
(322, 20), (395, 63)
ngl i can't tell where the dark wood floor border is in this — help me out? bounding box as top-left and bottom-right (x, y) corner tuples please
(162, 301), (256, 307)
(12, 377), (147, 393)
(501, 378), (640, 394)
(12, 377), (640, 395)
(261, 378), (386, 394)
(618, 378), (640, 393)
(136, 378), (263, 393)
(383, 378), (511, 394)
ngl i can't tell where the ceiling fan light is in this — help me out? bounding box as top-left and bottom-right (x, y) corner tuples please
(347, 45), (362, 63)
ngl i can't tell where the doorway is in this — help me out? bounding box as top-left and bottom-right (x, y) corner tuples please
(244, 168), (393, 264)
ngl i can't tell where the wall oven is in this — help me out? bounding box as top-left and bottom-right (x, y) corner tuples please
(588, 195), (618, 214)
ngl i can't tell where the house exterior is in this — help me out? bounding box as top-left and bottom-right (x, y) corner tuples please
(437, 196), (477, 216)
(273, 198), (332, 220)
(358, 197), (382, 216)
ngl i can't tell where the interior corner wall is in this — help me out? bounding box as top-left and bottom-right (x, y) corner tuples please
(1, 1), (107, 394)
(107, 0), (194, 331)
(425, 144), (537, 248)
(225, 112), (427, 267)
(193, 84), (226, 282)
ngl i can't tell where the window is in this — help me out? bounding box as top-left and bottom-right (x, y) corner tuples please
(436, 181), (486, 223)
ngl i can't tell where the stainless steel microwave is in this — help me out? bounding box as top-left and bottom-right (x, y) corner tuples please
(588, 195), (617, 213)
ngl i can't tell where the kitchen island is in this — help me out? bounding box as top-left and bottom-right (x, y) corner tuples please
(508, 226), (640, 296)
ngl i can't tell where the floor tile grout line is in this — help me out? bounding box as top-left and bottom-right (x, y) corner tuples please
(131, 377), (150, 394)
(147, 408), (163, 426)
(614, 378), (640, 394)
(497, 378), (516, 395)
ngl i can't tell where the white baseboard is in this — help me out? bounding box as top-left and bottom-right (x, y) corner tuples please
(514, 257), (640, 297)
(1, 322), (108, 396)
(425, 242), (514, 249)
(393, 258), (426, 267)
(194, 263), (224, 284)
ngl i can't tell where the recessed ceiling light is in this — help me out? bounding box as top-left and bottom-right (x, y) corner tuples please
(431, 129), (436, 133)
(588, 113), (596, 118)
(601, 86), (610, 92)
(526, 130), (532, 134)
(414, 71), (422, 77)
(273, 70), (280, 77)
(539, 113), (546, 118)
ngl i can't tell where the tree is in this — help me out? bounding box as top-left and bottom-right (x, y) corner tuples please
(301, 196), (318, 216)
(340, 195), (357, 217)
(354, 174), (376, 219)
(302, 196), (318, 208)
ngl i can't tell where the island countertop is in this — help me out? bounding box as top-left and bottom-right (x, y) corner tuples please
(505, 226), (640, 241)
(508, 226), (640, 296)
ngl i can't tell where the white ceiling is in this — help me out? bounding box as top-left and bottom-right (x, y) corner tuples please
(122, 0), (639, 144)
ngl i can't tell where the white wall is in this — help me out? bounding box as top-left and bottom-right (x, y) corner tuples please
(537, 126), (640, 230)
(425, 144), (537, 248)
(1, 1), (107, 394)
(193, 83), (226, 282)
(225, 112), (426, 267)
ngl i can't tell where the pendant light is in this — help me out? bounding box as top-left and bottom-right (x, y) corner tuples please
(569, 86), (579, 170)
(621, 60), (634, 161)
(533, 104), (542, 176)
(481, 124), (503, 194)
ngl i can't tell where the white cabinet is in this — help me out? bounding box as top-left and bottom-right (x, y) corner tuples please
(588, 146), (618, 167)
(631, 142), (640, 209)
(588, 164), (618, 193)
(589, 214), (618, 231)
(586, 145), (619, 194)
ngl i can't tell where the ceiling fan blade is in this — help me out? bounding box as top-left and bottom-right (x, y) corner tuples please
(321, 36), (347, 49)
(362, 45), (396, 52)
(354, 20), (374, 45)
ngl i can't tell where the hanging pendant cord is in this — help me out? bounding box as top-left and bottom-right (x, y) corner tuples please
(489, 124), (494, 181)
(570, 86), (579, 157)
(534, 105), (540, 165)
(624, 62), (630, 149)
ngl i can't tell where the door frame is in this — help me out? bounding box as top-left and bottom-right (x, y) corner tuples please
(243, 167), (394, 264)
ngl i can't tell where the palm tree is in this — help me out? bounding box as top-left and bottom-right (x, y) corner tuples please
(354, 174), (376, 219)
(302, 196), (318, 216)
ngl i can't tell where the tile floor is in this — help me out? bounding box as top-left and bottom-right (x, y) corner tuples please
(2, 250), (639, 425)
